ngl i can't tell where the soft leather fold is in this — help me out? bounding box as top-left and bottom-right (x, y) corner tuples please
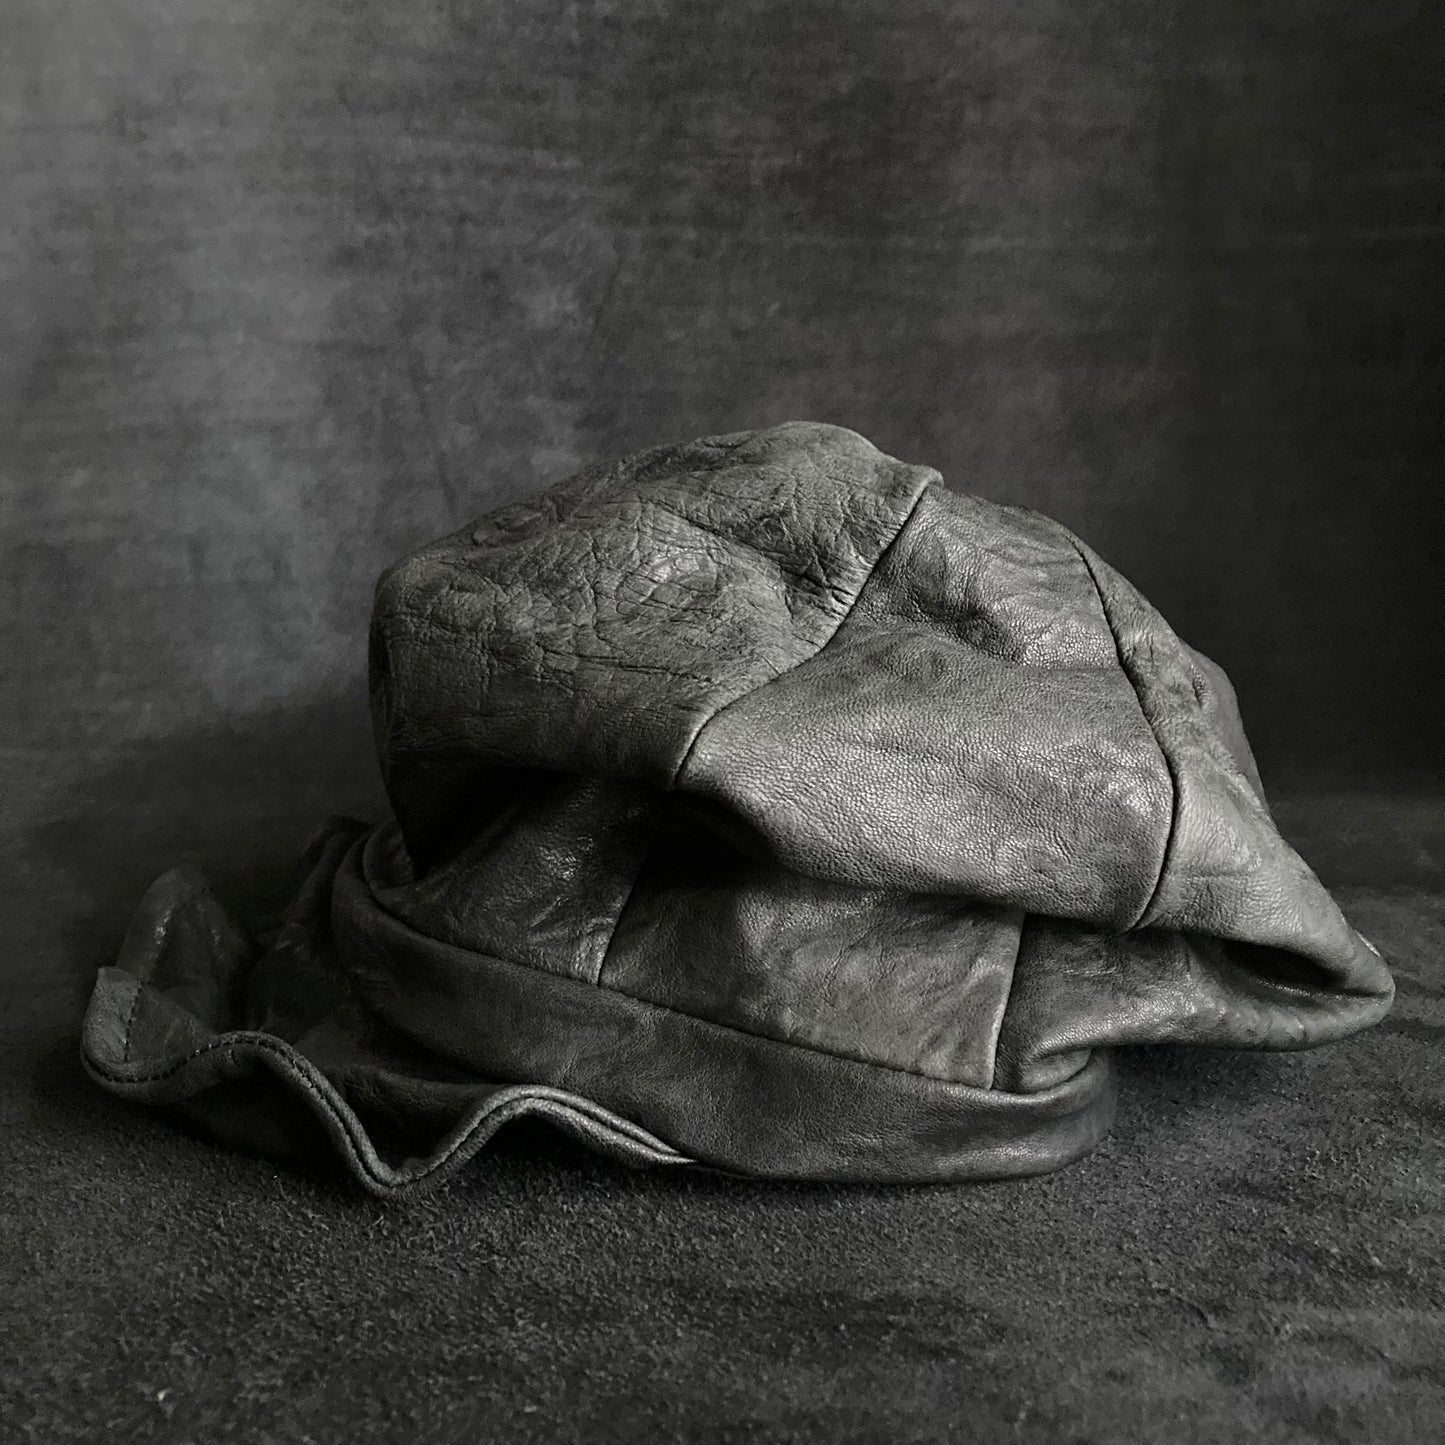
(82, 421), (1394, 1190)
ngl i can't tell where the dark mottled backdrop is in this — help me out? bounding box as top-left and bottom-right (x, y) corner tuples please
(7, 0), (1443, 787)
(3, 2), (1442, 1442)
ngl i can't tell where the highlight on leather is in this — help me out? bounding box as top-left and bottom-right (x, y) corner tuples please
(82, 422), (1394, 1193)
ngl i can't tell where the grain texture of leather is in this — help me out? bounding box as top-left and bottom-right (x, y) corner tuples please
(82, 422), (1394, 1191)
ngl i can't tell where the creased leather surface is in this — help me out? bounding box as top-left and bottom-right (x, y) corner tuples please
(82, 422), (1395, 1190)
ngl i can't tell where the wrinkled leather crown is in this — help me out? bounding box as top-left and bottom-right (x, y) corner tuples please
(83, 422), (1394, 1192)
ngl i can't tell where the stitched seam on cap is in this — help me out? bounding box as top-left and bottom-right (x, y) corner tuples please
(669, 469), (936, 790)
(1071, 541), (1179, 932)
(984, 911), (1028, 1093)
(592, 800), (671, 991)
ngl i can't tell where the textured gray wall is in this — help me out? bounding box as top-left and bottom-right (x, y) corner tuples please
(5, 0), (1442, 874)
(6, 14), (1444, 1437)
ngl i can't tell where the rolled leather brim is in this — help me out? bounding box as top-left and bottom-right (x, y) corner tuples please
(81, 817), (1117, 1195)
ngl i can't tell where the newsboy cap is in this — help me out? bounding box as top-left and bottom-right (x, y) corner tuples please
(83, 422), (1393, 1192)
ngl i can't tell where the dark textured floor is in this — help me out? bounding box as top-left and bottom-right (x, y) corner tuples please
(2, 793), (1443, 1443)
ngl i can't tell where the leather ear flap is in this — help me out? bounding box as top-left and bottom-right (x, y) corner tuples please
(81, 819), (694, 1196)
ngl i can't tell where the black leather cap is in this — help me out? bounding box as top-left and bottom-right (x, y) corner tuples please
(82, 422), (1394, 1193)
